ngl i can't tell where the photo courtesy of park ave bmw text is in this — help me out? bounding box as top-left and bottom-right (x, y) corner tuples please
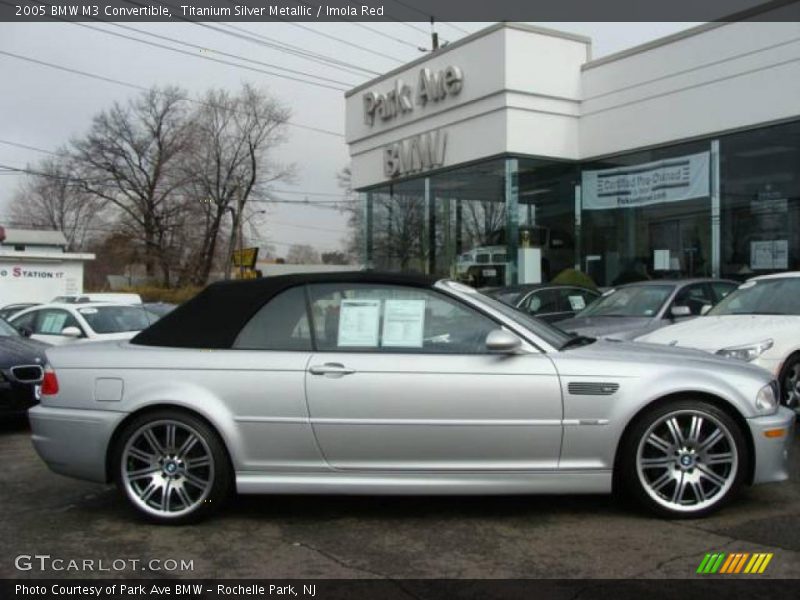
(0, 1), (799, 599)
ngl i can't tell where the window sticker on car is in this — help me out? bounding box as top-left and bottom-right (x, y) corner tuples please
(40, 313), (67, 334)
(78, 307), (98, 314)
(568, 295), (586, 311)
(382, 299), (425, 348)
(337, 299), (381, 347)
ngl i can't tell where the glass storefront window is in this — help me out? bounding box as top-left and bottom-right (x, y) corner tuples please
(359, 119), (800, 290)
(720, 120), (800, 279)
(580, 140), (712, 288)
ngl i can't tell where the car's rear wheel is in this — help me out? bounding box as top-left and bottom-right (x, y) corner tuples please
(779, 354), (800, 410)
(113, 410), (232, 524)
(619, 400), (747, 518)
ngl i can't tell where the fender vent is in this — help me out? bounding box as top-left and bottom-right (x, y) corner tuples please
(568, 382), (619, 396)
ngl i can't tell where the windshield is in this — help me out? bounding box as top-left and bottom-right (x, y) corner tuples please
(708, 278), (800, 316)
(466, 288), (573, 349)
(577, 285), (674, 318)
(0, 318), (21, 337)
(77, 305), (152, 334)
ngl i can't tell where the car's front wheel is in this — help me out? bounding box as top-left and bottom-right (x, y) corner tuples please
(619, 400), (748, 518)
(113, 410), (232, 524)
(779, 354), (800, 410)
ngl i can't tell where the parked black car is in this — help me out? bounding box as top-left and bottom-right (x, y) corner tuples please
(0, 318), (48, 417)
(482, 284), (601, 323)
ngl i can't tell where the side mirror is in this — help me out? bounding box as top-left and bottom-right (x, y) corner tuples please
(61, 326), (83, 338)
(17, 326), (32, 338)
(700, 304), (712, 316)
(671, 305), (692, 318)
(486, 329), (523, 354)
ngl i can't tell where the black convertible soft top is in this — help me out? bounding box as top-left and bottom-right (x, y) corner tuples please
(131, 271), (437, 349)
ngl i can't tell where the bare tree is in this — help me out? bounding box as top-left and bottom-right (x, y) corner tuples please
(69, 86), (192, 286)
(182, 84), (293, 282)
(286, 244), (321, 264)
(337, 165), (364, 263)
(10, 154), (105, 251)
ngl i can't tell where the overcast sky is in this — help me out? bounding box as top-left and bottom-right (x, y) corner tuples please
(0, 20), (699, 257)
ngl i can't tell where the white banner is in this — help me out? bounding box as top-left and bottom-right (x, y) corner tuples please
(582, 151), (710, 210)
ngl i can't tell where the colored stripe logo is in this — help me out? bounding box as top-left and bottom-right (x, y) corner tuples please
(697, 552), (773, 574)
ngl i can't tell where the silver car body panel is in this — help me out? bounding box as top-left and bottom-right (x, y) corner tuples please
(28, 280), (792, 496)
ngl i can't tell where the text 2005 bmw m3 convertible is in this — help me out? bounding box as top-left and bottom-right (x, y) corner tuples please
(29, 273), (794, 523)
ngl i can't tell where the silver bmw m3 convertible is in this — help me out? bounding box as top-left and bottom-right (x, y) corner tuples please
(29, 273), (794, 523)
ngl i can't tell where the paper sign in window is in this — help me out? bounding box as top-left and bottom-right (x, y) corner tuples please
(567, 295), (586, 311)
(41, 313), (67, 334)
(382, 299), (426, 348)
(337, 299), (381, 347)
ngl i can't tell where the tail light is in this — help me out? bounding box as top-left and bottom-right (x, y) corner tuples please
(41, 365), (59, 396)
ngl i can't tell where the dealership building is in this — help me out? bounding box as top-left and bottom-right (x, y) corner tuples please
(345, 16), (800, 287)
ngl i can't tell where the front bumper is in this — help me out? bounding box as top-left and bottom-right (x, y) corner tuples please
(28, 405), (125, 483)
(748, 406), (795, 485)
(0, 381), (38, 416)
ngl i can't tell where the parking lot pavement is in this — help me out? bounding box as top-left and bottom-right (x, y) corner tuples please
(1, 420), (798, 580)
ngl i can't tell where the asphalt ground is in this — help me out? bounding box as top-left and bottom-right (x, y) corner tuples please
(1, 418), (798, 580)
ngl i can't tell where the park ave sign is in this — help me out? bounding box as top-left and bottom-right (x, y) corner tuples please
(363, 66), (464, 126)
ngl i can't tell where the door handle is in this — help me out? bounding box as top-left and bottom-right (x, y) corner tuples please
(308, 363), (356, 376)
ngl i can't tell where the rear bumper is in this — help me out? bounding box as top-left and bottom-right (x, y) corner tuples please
(28, 405), (125, 483)
(748, 407), (795, 485)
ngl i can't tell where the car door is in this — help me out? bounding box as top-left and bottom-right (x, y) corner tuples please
(304, 283), (563, 471)
(519, 288), (564, 322)
(18, 308), (86, 345)
(670, 283), (715, 318)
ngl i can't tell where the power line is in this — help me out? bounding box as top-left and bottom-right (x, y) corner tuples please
(0, 161), (354, 209)
(0, 139), (59, 156)
(344, 0), (432, 38)
(0, 50), (345, 138)
(202, 20), (380, 78)
(133, 0), (382, 78)
(385, 0), (471, 35)
(298, 0), (423, 50)
(103, 22), (359, 87)
(272, 21), (406, 65)
(68, 22), (351, 92)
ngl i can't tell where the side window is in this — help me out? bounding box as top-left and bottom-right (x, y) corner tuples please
(47, 310), (79, 334)
(11, 310), (37, 331)
(307, 283), (497, 354)
(34, 309), (82, 335)
(673, 284), (714, 315)
(233, 286), (312, 351)
(711, 282), (737, 302)
(560, 288), (592, 313)
(523, 289), (560, 316)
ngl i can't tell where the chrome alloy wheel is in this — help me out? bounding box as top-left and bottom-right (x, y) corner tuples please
(121, 420), (215, 518)
(636, 410), (738, 513)
(782, 360), (800, 409)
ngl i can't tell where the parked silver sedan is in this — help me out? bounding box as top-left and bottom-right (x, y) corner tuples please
(29, 273), (794, 523)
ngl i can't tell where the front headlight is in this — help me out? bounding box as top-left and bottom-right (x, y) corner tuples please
(715, 339), (773, 362)
(755, 382), (779, 414)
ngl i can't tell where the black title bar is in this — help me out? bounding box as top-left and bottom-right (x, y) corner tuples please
(2, 0), (800, 22)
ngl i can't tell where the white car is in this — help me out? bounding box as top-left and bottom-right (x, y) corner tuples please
(636, 273), (800, 409)
(9, 302), (153, 346)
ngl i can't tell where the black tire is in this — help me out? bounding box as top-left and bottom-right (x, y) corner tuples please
(778, 353), (800, 411)
(112, 409), (233, 524)
(617, 399), (748, 519)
